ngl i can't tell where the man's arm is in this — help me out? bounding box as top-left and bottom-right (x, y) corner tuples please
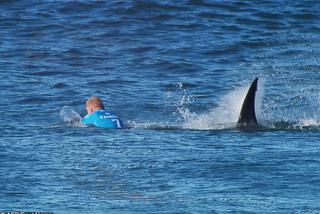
(82, 113), (94, 125)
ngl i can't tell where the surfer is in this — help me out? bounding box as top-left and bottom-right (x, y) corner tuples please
(82, 96), (123, 128)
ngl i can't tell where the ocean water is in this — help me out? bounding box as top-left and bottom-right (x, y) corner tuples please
(1, 0), (320, 213)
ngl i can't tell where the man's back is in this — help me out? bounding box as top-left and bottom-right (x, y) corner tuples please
(82, 109), (123, 129)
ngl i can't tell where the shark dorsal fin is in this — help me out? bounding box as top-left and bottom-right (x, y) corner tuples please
(237, 78), (258, 128)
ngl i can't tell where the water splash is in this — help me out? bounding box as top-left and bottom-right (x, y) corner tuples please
(299, 118), (320, 127)
(181, 79), (265, 130)
(174, 82), (196, 122)
(129, 80), (266, 130)
(60, 106), (83, 126)
(260, 78), (320, 130)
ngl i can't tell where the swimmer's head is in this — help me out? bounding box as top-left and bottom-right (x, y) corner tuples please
(85, 96), (105, 114)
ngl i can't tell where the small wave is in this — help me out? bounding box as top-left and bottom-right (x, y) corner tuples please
(290, 13), (319, 21)
(57, 1), (100, 14)
(52, 82), (69, 89)
(17, 97), (50, 105)
(27, 70), (70, 77)
(204, 45), (242, 57)
(130, 0), (186, 12)
(253, 11), (284, 20)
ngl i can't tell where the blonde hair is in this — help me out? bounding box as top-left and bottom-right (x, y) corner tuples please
(86, 96), (105, 110)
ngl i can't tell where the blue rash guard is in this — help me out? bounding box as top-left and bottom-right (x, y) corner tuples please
(82, 110), (123, 128)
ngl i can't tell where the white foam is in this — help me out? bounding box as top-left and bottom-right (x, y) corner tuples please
(182, 79), (264, 130)
(60, 106), (83, 126)
(298, 118), (320, 127)
(126, 120), (179, 129)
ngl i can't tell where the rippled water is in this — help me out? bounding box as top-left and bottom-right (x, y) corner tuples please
(2, 1), (320, 213)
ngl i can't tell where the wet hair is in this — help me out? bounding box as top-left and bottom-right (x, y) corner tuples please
(86, 96), (105, 109)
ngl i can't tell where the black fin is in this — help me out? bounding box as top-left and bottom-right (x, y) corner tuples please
(237, 78), (258, 128)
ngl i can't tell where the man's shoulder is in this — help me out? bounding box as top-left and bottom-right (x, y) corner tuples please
(96, 110), (118, 119)
(82, 110), (123, 128)
(82, 112), (96, 124)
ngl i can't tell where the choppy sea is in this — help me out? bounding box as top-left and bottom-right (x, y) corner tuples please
(1, 0), (320, 213)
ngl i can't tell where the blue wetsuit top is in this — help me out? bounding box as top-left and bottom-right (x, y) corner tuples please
(82, 110), (123, 128)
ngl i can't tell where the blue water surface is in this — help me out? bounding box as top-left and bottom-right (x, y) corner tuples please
(1, 0), (320, 213)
